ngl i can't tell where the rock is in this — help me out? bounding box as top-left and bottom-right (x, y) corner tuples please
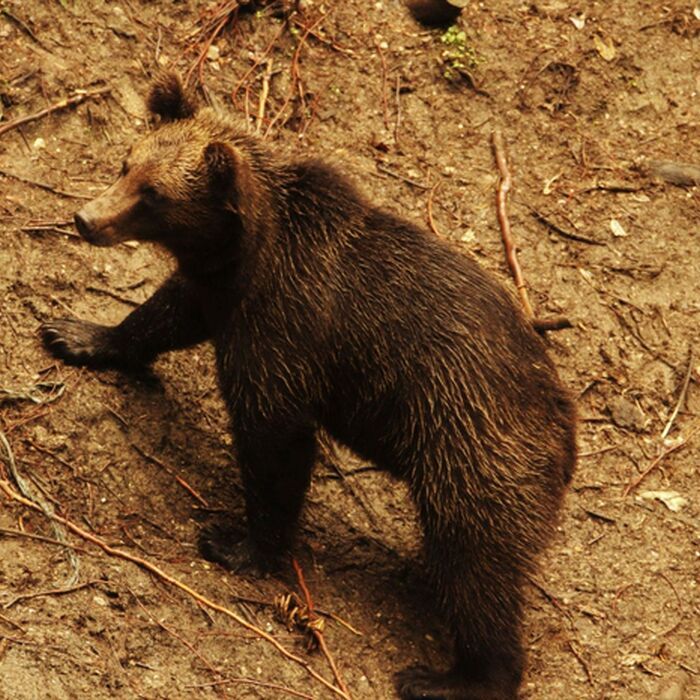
(608, 395), (647, 431)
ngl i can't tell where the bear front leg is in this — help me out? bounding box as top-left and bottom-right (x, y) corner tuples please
(201, 426), (317, 573)
(42, 273), (210, 368)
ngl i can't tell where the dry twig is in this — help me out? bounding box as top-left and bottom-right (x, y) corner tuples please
(491, 130), (533, 318)
(491, 135), (573, 332)
(622, 422), (699, 497)
(231, 23), (286, 109)
(131, 444), (209, 507)
(4, 580), (99, 610)
(0, 169), (90, 200)
(0, 87), (110, 138)
(0, 430), (79, 585)
(187, 677), (314, 699)
(661, 347), (694, 439)
(527, 575), (572, 621)
(184, 1), (241, 87)
(532, 316), (573, 333)
(0, 526), (86, 552)
(292, 558), (352, 699)
(0, 478), (349, 700)
(265, 12), (328, 136)
(320, 440), (381, 529)
(529, 207), (605, 246)
(393, 74), (402, 146)
(0, 7), (46, 48)
(292, 15), (353, 56)
(375, 40), (390, 131)
(85, 286), (140, 307)
(375, 164), (429, 190)
(568, 640), (593, 684)
(133, 589), (310, 699)
(256, 59), (274, 135)
(0, 611), (25, 633)
(427, 183), (441, 237)
(20, 220), (80, 238)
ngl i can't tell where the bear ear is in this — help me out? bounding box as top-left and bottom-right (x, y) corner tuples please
(147, 72), (197, 122)
(204, 142), (248, 203)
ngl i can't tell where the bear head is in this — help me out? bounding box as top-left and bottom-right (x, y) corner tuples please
(74, 73), (266, 272)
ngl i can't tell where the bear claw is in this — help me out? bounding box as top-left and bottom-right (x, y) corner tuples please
(199, 522), (284, 576)
(41, 318), (114, 366)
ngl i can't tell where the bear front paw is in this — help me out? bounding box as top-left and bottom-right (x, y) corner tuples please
(41, 318), (116, 367)
(198, 521), (284, 576)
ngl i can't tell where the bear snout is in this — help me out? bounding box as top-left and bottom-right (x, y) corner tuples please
(74, 211), (94, 240)
(73, 209), (118, 247)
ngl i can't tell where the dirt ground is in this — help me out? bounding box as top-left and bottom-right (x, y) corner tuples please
(1, 1), (699, 698)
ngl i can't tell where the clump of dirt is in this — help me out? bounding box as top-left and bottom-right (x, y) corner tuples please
(1, 1), (698, 699)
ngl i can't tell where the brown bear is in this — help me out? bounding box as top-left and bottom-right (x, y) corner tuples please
(42, 73), (576, 700)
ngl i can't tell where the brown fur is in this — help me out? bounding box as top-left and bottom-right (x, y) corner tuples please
(406, 0), (463, 26)
(147, 72), (197, 122)
(43, 73), (577, 700)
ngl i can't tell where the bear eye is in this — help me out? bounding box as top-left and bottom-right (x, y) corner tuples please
(121, 160), (129, 176)
(140, 185), (161, 204)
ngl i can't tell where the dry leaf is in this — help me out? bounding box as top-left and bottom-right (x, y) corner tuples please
(570, 15), (585, 30)
(578, 268), (594, 284)
(543, 172), (561, 195)
(594, 35), (616, 61)
(639, 491), (688, 512)
(610, 218), (628, 237)
(622, 653), (652, 667)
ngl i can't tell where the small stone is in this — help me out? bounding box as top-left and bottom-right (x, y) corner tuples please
(607, 395), (647, 431)
(32, 137), (46, 150)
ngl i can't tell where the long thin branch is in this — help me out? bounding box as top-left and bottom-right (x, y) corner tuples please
(255, 59), (274, 135)
(293, 558), (352, 699)
(0, 169), (90, 200)
(661, 347), (694, 439)
(0, 479), (349, 700)
(4, 580), (99, 610)
(427, 183), (441, 236)
(265, 11), (328, 137)
(622, 422), (699, 497)
(532, 316), (573, 333)
(0, 87), (110, 138)
(0, 430), (79, 585)
(491, 130), (534, 319)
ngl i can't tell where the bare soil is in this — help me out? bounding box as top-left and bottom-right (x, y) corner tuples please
(1, 1), (699, 699)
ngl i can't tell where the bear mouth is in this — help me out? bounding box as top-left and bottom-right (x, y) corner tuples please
(74, 213), (123, 247)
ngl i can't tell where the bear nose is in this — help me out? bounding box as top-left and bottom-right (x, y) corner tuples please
(74, 211), (93, 239)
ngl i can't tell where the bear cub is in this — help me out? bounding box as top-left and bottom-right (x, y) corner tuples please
(43, 73), (576, 700)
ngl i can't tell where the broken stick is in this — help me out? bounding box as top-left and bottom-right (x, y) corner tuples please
(0, 87), (110, 138)
(491, 131), (572, 333)
(0, 478), (350, 700)
(491, 130), (534, 319)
